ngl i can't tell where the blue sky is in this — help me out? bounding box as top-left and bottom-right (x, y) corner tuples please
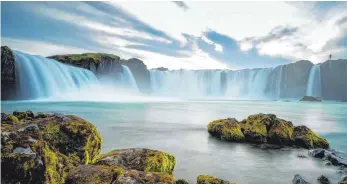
(1, 1), (346, 69)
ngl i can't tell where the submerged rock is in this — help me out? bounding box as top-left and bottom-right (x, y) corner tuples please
(95, 148), (176, 174)
(299, 96), (322, 102)
(1, 111), (102, 184)
(292, 174), (309, 184)
(208, 113), (328, 149)
(317, 175), (331, 184)
(175, 179), (190, 184)
(197, 175), (235, 184)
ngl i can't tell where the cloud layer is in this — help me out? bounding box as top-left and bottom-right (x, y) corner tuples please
(1, 2), (346, 69)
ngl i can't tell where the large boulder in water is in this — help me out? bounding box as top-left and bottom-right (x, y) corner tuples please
(121, 58), (151, 93)
(1, 111), (102, 184)
(207, 118), (245, 142)
(1, 46), (17, 100)
(197, 175), (235, 184)
(300, 96), (322, 102)
(293, 126), (329, 149)
(66, 148), (176, 184)
(320, 59), (347, 101)
(207, 113), (328, 149)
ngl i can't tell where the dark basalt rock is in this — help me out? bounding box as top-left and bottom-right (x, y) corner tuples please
(309, 148), (347, 167)
(317, 175), (331, 184)
(121, 58), (151, 93)
(1, 46), (17, 100)
(309, 148), (326, 158)
(292, 174), (309, 184)
(1, 111), (102, 184)
(293, 126), (329, 149)
(300, 96), (322, 102)
(208, 113), (328, 149)
(175, 179), (190, 184)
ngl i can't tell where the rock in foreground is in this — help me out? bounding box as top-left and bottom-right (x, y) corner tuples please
(66, 148), (176, 184)
(95, 148), (176, 174)
(300, 96), (322, 102)
(197, 175), (235, 184)
(292, 174), (309, 184)
(207, 113), (329, 149)
(1, 111), (102, 184)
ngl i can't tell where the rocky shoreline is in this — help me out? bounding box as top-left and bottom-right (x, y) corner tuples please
(2, 110), (347, 183)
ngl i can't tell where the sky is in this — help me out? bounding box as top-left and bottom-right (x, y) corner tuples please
(1, 1), (347, 70)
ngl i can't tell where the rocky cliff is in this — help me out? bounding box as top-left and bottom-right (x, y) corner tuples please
(1, 46), (17, 100)
(48, 53), (123, 76)
(121, 58), (151, 93)
(320, 59), (347, 100)
(281, 60), (313, 98)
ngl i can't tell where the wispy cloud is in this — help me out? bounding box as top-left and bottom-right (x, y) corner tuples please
(171, 1), (189, 11)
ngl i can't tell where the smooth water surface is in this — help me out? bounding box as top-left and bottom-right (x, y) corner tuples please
(2, 100), (347, 183)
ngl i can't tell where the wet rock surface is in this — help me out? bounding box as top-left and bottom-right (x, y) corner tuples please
(1, 111), (102, 184)
(208, 113), (329, 149)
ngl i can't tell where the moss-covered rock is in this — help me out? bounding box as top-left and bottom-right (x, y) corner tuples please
(268, 118), (294, 145)
(293, 126), (329, 149)
(197, 175), (235, 184)
(300, 96), (322, 102)
(240, 114), (273, 143)
(1, 111), (102, 184)
(207, 113), (329, 149)
(65, 164), (174, 184)
(207, 118), (245, 141)
(96, 148), (176, 174)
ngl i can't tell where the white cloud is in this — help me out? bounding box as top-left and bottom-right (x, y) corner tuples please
(1, 38), (91, 56)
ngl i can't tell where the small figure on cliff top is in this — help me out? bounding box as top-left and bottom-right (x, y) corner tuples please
(329, 54), (332, 60)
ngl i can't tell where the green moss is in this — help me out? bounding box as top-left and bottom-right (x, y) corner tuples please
(208, 119), (245, 142)
(35, 113), (49, 119)
(240, 114), (272, 143)
(197, 175), (233, 184)
(293, 126), (329, 149)
(62, 116), (102, 164)
(51, 53), (120, 65)
(268, 119), (294, 145)
(144, 151), (176, 174)
(5, 114), (20, 124)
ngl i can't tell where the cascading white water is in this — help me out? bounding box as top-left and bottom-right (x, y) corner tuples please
(118, 65), (139, 91)
(149, 68), (272, 99)
(14, 51), (99, 100)
(306, 65), (322, 97)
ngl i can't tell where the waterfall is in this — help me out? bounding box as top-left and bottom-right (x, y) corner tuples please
(119, 65), (139, 91)
(14, 51), (99, 100)
(306, 65), (322, 97)
(149, 68), (272, 98)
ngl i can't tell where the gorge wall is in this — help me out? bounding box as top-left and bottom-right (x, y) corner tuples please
(1, 46), (347, 101)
